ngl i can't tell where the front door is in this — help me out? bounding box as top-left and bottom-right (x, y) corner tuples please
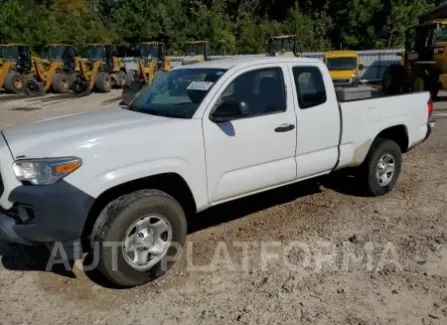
(202, 64), (298, 204)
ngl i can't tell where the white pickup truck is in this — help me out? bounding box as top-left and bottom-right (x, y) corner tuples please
(0, 57), (434, 287)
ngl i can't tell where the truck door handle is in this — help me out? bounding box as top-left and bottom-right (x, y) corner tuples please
(275, 123), (295, 132)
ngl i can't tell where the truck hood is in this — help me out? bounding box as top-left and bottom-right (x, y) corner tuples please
(1, 107), (183, 158)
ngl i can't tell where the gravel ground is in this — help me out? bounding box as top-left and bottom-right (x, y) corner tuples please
(0, 91), (446, 325)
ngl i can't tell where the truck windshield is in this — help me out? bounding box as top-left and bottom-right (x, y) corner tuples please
(87, 46), (106, 61)
(47, 46), (65, 61)
(129, 68), (227, 118)
(141, 44), (159, 60)
(1, 46), (19, 60)
(185, 44), (205, 56)
(326, 57), (357, 71)
(434, 26), (447, 42)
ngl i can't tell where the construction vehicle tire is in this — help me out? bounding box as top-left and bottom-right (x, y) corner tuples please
(125, 70), (136, 86)
(51, 73), (70, 94)
(4, 72), (25, 94)
(71, 79), (90, 94)
(95, 72), (112, 93)
(25, 79), (45, 97)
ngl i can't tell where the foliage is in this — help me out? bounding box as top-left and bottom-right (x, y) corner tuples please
(0, 0), (445, 54)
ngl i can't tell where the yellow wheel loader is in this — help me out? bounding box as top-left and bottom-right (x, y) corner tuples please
(121, 42), (172, 105)
(0, 44), (33, 94)
(383, 2), (447, 100)
(267, 35), (300, 57)
(24, 44), (79, 96)
(73, 44), (127, 94)
(182, 41), (210, 65)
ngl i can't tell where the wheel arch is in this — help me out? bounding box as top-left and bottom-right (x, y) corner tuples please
(374, 125), (409, 153)
(82, 172), (197, 239)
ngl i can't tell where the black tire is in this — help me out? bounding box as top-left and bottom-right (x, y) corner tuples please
(358, 138), (402, 197)
(51, 72), (70, 93)
(71, 79), (90, 94)
(125, 70), (136, 86)
(94, 72), (111, 93)
(91, 189), (187, 287)
(25, 79), (45, 96)
(4, 72), (25, 94)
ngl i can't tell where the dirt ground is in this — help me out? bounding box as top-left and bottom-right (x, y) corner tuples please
(0, 90), (447, 325)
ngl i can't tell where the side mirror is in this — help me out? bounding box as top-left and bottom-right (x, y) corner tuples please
(210, 99), (249, 123)
(359, 63), (364, 71)
(396, 52), (403, 57)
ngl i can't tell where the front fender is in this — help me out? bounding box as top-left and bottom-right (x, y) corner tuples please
(66, 157), (209, 212)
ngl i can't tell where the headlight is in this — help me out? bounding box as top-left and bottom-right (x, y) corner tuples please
(13, 157), (82, 185)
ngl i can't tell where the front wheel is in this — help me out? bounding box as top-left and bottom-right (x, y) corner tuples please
(358, 138), (402, 196)
(25, 79), (45, 96)
(4, 72), (25, 94)
(51, 72), (70, 93)
(91, 189), (187, 287)
(94, 72), (112, 93)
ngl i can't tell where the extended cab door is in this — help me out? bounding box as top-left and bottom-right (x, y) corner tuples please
(288, 63), (341, 179)
(202, 64), (298, 204)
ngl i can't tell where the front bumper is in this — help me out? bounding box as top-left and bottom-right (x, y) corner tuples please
(0, 180), (94, 246)
(0, 211), (33, 245)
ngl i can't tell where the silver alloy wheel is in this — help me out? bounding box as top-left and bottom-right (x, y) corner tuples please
(122, 214), (172, 271)
(376, 153), (395, 187)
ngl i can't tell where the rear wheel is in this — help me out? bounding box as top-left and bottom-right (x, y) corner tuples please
(4, 72), (25, 94)
(91, 189), (187, 287)
(51, 73), (70, 93)
(95, 72), (112, 93)
(357, 138), (402, 196)
(25, 79), (45, 96)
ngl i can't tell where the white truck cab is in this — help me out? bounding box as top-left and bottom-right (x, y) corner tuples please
(0, 57), (434, 287)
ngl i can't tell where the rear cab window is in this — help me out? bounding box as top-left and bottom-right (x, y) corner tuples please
(292, 66), (327, 109)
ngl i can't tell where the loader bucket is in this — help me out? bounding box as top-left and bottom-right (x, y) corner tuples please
(121, 80), (145, 105)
